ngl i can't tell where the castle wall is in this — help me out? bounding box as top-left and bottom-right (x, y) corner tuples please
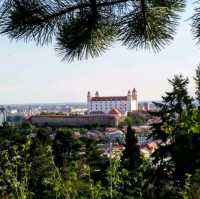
(30, 114), (119, 127)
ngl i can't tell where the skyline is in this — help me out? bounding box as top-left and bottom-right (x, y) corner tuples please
(0, 1), (199, 105)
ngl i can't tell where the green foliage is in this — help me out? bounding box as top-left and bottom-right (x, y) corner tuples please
(118, 1), (181, 51)
(180, 169), (200, 199)
(106, 155), (150, 199)
(0, 138), (33, 199)
(150, 75), (193, 141)
(0, 121), (147, 199)
(56, 14), (116, 62)
(53, 128), (83, 167)
(192, 1), (200, 44)
(0, 0), (186, 61)
(119, 116), (132, 127)
(189, 169), (200, 199)
(148, 74), (200, 199)
(119, 112), (150, 127)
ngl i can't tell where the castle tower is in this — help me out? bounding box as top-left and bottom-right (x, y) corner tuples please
(87, 91), (91, 102)
(95, 91), (99, 97)
(132, 88), (137, 100)
(127, 90), (132, 101)
(87, 92), (91, 113)
(132, 88), (138, 111)
(127, 90), (132, 112)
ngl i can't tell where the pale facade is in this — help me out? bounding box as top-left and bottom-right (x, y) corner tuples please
(87, 89), (138, 114)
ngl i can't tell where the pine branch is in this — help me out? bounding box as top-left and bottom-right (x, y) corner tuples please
(0, 0), (186, 61)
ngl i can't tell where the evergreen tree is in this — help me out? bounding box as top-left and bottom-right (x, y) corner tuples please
(146, 75), (199, 199)
(53, 128), (82, 167)
(122, 125), (141, 170)
(150, 75), (193, 142)
(82, 137), (109, 183)
(118, 125), (145, 199)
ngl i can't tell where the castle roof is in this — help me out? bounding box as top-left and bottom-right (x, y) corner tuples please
(109, 108), (122, 116)
(29, 114), (119, 121)
(91, 96), (127, 101)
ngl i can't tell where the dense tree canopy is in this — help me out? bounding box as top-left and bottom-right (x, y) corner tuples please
(1, 0), (198, 62)
(0, 69), (200, 198)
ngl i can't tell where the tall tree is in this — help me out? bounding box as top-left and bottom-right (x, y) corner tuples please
(122, 125), (142, 170)
(53, 128), (82, 167)
(118, 125), (146, 199)
(151, 75), (193, 141)
(146, 75), (200, 199)
(0, 0), (185, 61)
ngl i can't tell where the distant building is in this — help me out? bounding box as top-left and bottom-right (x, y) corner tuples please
(138, 102), (149, 111)
(29, 113), (120, 128)
(87, 89), (138, 114)
(0, 107), (7, 126)
(132, 126), (152, 145)
(7, 115), (25, 126)
(138, 101), (158, 111)
(69, 108), (88, 115)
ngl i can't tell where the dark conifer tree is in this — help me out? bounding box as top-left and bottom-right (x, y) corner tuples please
(150, 75), (193, 167)
(146, 75), (197, 199)
(122, 125), (141, 170)
(53, 128), (82, 167)
(151, 75), (193, 142)
(118, 125), (145, 198)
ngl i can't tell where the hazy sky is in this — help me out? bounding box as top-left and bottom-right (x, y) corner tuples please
(0, 1), (199, 104)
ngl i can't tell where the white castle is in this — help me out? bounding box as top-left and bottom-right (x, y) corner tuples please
(87, 89), (138, 115)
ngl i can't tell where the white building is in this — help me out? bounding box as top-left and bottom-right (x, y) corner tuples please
(87, 89), (138, 114)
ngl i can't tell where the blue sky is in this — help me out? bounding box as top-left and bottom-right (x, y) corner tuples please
(0, 1), (199, 104)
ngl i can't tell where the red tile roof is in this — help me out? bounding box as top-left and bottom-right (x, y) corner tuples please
(109, 108), (122, 115)
(141, 143), (158, 151)
(91, 96), (127, 101)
